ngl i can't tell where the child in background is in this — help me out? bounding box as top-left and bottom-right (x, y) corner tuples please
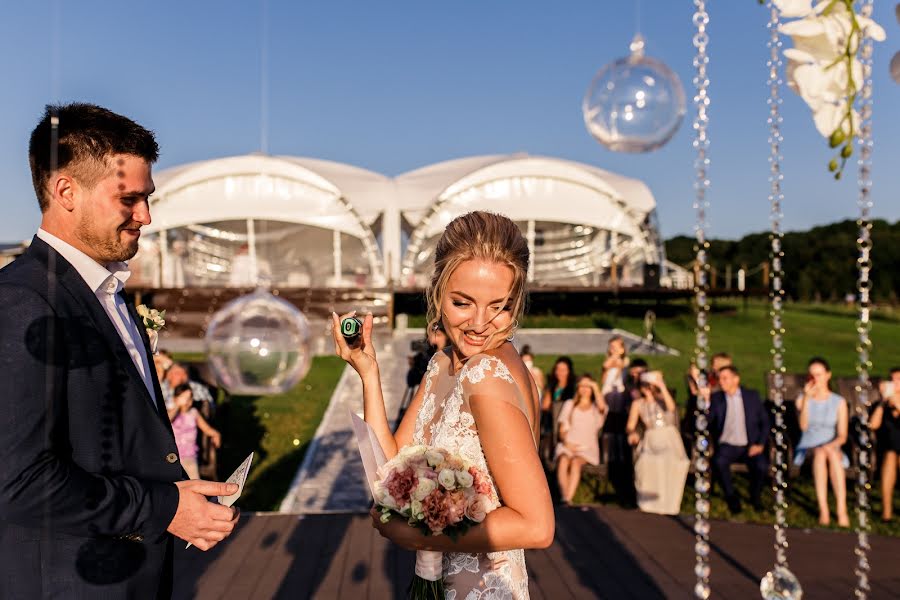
(168, 383), (221, 479)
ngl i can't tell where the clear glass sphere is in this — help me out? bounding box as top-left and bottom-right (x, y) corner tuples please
(205, 289), (312, 395)
(760, 566), (803, 600)
(583, 35), (686, 153)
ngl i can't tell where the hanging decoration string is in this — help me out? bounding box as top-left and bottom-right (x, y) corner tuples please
(690, 1), (712, 599)
(766, 0), (790, 571)
(758, 4), (802, 599)
(852, 0), (875, 597)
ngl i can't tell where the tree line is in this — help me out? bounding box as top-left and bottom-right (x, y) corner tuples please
(665, 219), (900, 303)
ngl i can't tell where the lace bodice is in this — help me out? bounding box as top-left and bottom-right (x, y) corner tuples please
(412, 350), (531, 600)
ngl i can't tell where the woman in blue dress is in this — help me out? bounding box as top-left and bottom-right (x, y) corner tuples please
(794, 357), (849, 527)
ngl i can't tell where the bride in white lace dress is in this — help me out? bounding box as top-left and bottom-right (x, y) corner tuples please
(333, 211), (553, 599)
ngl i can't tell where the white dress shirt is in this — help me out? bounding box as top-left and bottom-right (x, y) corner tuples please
(37, 229), (156, 402)
(720, 388), (748, 446)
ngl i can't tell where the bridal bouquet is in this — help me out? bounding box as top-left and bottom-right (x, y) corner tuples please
(374, 444), (499, 599)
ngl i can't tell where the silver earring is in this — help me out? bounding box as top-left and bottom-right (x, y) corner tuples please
(506, 319), (519, 342)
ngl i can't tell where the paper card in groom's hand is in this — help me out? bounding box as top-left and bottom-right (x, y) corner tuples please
(218, 452), (254, 507)
(350, 411), (387, 497)
(185, 453), (253, 549)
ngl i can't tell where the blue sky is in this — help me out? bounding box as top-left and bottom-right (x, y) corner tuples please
(1, 1), (897, 242)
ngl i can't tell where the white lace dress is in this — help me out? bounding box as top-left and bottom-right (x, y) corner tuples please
(413, 350), (532, 600)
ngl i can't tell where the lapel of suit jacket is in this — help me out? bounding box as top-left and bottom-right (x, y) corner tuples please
(31, 238), (164, 417)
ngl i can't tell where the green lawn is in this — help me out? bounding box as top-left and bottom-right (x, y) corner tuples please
(530, 301), (900, 398)
(173, 353), (346, 512)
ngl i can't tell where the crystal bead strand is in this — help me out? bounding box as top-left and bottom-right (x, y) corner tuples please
(690, 1), (712, 598)
(853, 1), (875, 597)
(758, 4), (802, 597)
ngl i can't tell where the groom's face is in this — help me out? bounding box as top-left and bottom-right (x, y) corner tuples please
(73, 154), (154, 264)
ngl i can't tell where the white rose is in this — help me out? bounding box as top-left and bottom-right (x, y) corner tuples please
(455, 470), (474, 489)
(413, 478), (437, 501)
(438, 469), (456, 490)
(378, 488), (398, 510)
(137, 304), (150, 318)
(425, 449), (444, 468)
(466, 497), (489, 523)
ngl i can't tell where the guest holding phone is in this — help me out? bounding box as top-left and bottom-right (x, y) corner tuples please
(794, 357), (850, 527)
(626, 371), (689, 515)
(872, 367), (900, 522)
(555, 375), (608, 505)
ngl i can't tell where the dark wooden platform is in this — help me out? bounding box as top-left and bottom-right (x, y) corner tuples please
(172, 505), (900, 599)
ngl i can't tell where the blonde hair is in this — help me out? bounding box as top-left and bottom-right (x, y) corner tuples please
(425, 211), (529, 343)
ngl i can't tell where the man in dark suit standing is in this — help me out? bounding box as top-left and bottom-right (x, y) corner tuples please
(706, 365), (770, 513)
(0, 103), (240, 599)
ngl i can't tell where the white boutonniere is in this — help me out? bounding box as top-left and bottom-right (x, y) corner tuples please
(136, 304), (166, 354)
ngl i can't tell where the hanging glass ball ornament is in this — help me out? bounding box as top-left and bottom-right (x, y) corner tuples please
(205, 289), (312, 395)
(583, 34), (686, 153)
(760, 566), (802, 600)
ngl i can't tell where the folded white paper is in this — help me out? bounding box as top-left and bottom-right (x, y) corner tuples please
(350, 411), (387, 497)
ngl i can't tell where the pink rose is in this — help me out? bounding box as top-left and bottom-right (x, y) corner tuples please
(469, 466), (493, 498)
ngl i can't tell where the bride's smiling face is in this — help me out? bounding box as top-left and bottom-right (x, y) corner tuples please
(441, 258), (515, 361)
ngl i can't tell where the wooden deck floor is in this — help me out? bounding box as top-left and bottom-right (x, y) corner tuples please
(173, 505), (900, 599)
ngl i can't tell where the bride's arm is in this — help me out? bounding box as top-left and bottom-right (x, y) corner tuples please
(333, 311), (424, 459)
(372, 377), (554, 552)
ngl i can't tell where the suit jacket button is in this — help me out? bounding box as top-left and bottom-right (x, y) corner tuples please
(166, 452), (178, 464)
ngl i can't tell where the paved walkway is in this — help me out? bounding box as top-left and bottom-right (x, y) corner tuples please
(278, 331), (417, 514)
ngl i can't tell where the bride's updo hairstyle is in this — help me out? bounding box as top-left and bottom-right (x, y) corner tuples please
(425, 211), (529, 343)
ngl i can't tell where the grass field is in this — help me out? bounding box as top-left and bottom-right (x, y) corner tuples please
(173, 354), (345, 512)
(529, 300), (900, 392)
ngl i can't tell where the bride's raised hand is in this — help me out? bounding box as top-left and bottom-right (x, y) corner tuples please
(332, 311), (378, 379)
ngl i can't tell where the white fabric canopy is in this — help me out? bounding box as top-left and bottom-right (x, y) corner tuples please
(146, 153), (661, 286)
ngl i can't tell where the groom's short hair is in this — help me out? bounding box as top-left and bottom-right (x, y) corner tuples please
(28, 102), (159, 212)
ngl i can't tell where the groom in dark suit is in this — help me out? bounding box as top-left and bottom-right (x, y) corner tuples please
(0, 103), (240, 599)
(707, 365), (770, 513)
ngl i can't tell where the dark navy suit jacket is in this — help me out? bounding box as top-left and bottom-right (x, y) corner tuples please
(0, 237), (183, 599)
(709, 386), (770, 448)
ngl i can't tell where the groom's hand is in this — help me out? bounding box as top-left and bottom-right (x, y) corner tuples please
(167, 480), (241, 551)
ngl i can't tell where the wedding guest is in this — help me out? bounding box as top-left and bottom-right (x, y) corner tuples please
(555, 375), (608, 504)
(162, 360), (214, 409)
(706, 365), (769, 513)
(683, 352), (733, 440)
(520, 345), (546, 393)
(792, 357), (850, 526)
(872, 368), (900, 522)
(542, 356), (575, 411)
(603, 358), (648, 507)
(627, 371), (689, 515)
(540, 356), (575, 464)
(168, 384), (221, 480)
(600, 335), (629, 396)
